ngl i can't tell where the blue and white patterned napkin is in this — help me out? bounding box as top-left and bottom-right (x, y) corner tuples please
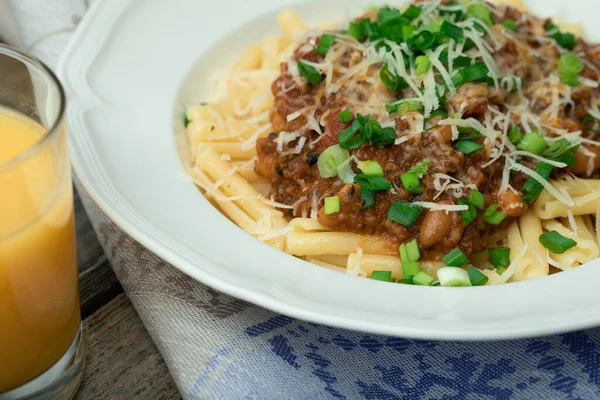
(5, 1), (600, 398)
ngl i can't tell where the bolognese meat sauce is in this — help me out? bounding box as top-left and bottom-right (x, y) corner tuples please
(255, 1), (600, 258)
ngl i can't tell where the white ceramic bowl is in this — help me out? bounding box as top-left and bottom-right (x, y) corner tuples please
(59, 0), (600, 340)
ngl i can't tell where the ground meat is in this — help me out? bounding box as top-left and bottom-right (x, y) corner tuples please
(254, 2), (600, 258)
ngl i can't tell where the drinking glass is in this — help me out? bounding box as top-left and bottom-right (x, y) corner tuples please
(0, 44), (84, 399)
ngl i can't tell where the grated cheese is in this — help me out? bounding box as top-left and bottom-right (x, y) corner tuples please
(508, 159), (575, 206)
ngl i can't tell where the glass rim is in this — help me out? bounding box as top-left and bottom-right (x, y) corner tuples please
(0, 43), (66, 172)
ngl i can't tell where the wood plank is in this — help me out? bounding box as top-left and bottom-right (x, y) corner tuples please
(76, 293), (180, 400)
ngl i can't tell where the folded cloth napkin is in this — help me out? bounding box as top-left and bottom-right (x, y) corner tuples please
(6, 1), (600, 399)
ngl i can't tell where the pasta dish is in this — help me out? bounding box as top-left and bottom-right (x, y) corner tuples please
(185, 0), (600, 287)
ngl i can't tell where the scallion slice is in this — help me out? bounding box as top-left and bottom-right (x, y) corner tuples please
(557, 52), (585, 87)
(354, 174), (391, 191)
(360, 160), (384, 177)
(437, 267), (472, 287)
(440, 20), (464, 42)
(483, 204), (506, 225)
(401, 261), (421, 280)
(402, 4), (422, 21)
(442, 247), (469, 268)
(501, 20), (518, 32)
(316, 33), (336, 56)
(458, 62), (490, 83)
(407, 239), (420, 261)
(522, 162), (554, 204)
(370, 271), (394, 282)
(380, 63), (408, 91)
(297, 60), (322, 85)
(324, 196), (340, 215)
(348, 21), (367, 42)
(466, 266), (489, 286)
(386, 99), (424, 114)
(317, 145), (349, 178)
(338, 118), (366, 149)
(469, 190), (484, 209)
(408, 30), (435, 51)
(539, 231), (577, 254)
(517, 132), (548, 155)
(508, 125), (523, 145)
(415, 55), (431, 75)
(400, 171), (423, 193)
(413, 271), (435, 286)
(488, 247), (510, 268)
(466, 3), (493, 26)
(387, 201), (423, 227)
(339, 109), (353, 123)
(359, 188), (376, 209)
(455, 139), (483, 155)
(458, 198), (477, 226)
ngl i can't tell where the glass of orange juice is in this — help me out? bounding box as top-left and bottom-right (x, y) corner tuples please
(0, 45), (84, 399)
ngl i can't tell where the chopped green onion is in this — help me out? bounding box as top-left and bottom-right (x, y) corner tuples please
(401, 261), (421, 280)
(354, 174), (391, 191)
(440, 20), (464, 42)
(387, 201), (424, 227)
(508, 125), (523, 145)
(442, 247), (469, 268)
(408, 30), (435, 51)
(466, 266), (489, 286)
(370, 271), (393, 282)
(348, 20), (367, 42)
(413, 271), (435, 286)
(496, 266), (507, 276)
(339, 109), (353, 123)
(455, 139), (484, 155)
(470, 190), (484, 209)
(483, 204), (506, 225)
(400, 171), (422, 193)
(370, 127), (396, 147)
(557, 52), (584, 87)
(397, 278), (414, 285)
(400, 239), (420, 262)
(386, 99), (424, 114)
(338, 118), (366, 149)
(437, 267), (471, 287)
(539, 231), (577, 254)
(380, 63), (408, 91)
(488, 247), (510, 268)
(517, 132), (548, 155)
(183, 114), (191, 128)
(324, 196), (340, 215)
(458, 62), (490, 83)
(317, 145), (349, 178)
(377, 6), (401, 23)
(360, 160), (384, 177)
(316, 34), (336, 55)
(402, 25), (416, 42)
(544, 138), (577, 159)
(297, 61), (322, 85)
(522, 162), (554, 204)
(409, 159), (430, 177)
(415, 55), (431, 75)
(466, 3), (494, 26)
(402, 4), (422, 21)
(501, 20), (518, 32)
(359, 188), (376, 209)
(546, 23), (577, 50)
(458, 198), (477, 226)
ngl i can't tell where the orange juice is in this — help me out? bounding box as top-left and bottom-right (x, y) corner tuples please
(0, 109), (80, 393)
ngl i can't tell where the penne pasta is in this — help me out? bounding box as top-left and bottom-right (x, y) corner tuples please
(184, 5), (600, 289)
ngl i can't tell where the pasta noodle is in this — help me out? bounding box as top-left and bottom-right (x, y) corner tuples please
(185, 2), (600, 286)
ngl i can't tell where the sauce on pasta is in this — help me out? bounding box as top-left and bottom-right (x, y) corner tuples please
(186, 0), (600, 286)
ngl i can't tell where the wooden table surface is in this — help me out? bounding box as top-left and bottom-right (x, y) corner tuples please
(73, 188), (181, 399)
